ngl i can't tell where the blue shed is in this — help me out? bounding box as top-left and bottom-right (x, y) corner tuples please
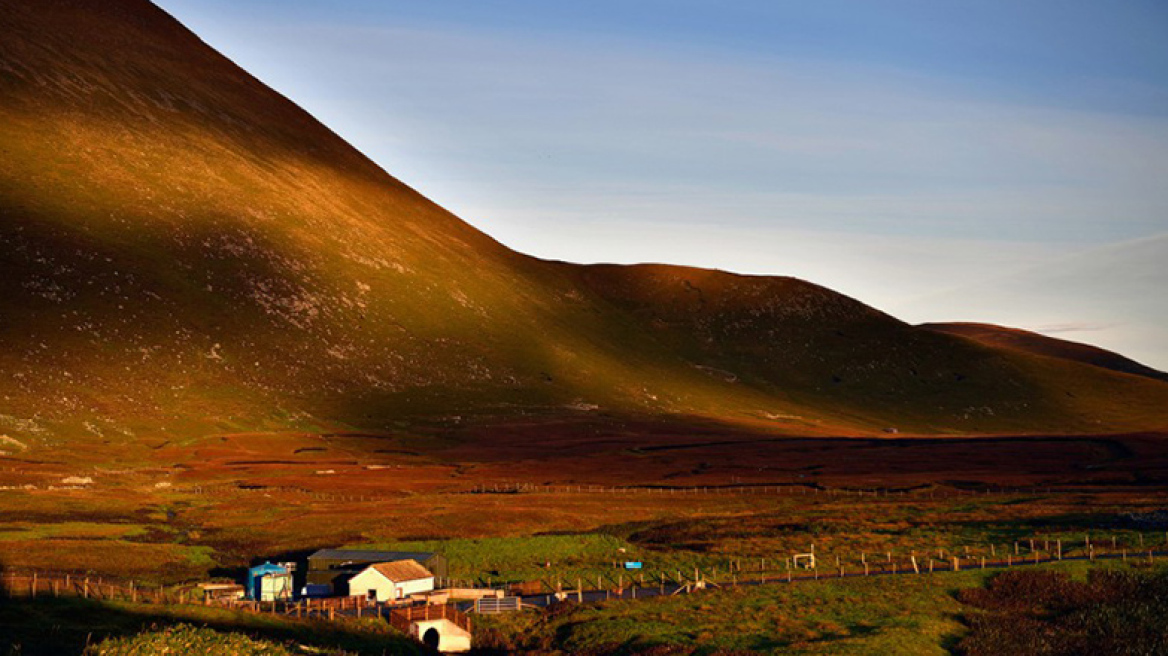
(247, 562), (291, 601)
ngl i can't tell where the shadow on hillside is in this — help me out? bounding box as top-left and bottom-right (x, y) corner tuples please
(0, 562), (425, 656)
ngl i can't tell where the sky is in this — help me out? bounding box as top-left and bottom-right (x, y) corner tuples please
(158, 0), (1168, 368)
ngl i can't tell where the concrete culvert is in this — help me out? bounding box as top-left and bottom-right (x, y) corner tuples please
(423, 627), (440, 649)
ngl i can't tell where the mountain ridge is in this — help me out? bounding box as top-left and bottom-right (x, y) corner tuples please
(922, 322), (1168, 383)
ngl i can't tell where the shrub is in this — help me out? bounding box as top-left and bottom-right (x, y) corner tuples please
(957, 569), (1168, 656)
(84, 624), (306, 656)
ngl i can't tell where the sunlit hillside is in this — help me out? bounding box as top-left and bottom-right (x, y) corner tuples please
(1, 0), (1166, 460)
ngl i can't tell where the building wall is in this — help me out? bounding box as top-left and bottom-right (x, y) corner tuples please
(426, 555), (449, 578)
(347, 569), (392, 602)
(399, 576), (436, 598)
(259, 573), (293, 601)
(347, 570), (435, 602)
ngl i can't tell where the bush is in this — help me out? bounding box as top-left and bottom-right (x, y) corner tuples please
(84, 624), (305, 656)
(956, 569), (1168, 656)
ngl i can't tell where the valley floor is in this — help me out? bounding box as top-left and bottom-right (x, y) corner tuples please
(1, 427), (1166, 654)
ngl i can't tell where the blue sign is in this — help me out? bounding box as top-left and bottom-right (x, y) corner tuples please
(624, 561), (643, 569)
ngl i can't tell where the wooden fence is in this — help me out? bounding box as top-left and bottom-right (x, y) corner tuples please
(151, 481), (1158, 505)
(388, 603), (473, 634)
(476, 532), (1168, 610)
(0, 572), (191, 605)
(0, 570), (466, 628)
(465, 482), (1162, 499)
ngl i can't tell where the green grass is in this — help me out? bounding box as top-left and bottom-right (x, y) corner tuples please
(0, 522), (148, 541)
(356, 534), (638, 583)
(342, 494), (1168, 591)
(356, 533), (804, 589)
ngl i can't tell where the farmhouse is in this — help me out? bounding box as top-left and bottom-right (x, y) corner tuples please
(306, 548), (447, 594)
(347, 559), (435, 602)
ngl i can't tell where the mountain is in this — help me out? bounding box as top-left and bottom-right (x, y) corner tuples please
(921, 323), (1168, 383)
(1, 0), (1167, 457)
(896, 235), (1168, 375)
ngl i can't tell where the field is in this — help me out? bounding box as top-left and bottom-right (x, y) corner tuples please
(473, 560), (1168, 655)
(3, 426), (1167, 654)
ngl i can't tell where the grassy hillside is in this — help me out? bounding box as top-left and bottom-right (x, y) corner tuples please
(1, 0), (1166, 459)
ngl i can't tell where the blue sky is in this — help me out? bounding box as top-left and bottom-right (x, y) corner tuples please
(159, 0), (1168, 367)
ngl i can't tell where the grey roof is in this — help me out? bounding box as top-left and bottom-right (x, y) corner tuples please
(308, 549), (438, 563)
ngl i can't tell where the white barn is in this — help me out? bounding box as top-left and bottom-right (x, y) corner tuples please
(347, 559), (435, 602)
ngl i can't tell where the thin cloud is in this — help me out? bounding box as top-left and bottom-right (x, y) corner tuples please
(1033, 323), (1118, 335)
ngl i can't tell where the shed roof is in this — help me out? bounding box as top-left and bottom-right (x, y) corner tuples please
(363, 559), (433, 583)
(308, 549), (437, 563)
(248, 562), (287, 576)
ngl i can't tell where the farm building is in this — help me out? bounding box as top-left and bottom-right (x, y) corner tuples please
(347, 559), (435, 602)
(306, 549), (447, 594)
(247, 562), (293, 601)
(197, 582), (245, 603)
